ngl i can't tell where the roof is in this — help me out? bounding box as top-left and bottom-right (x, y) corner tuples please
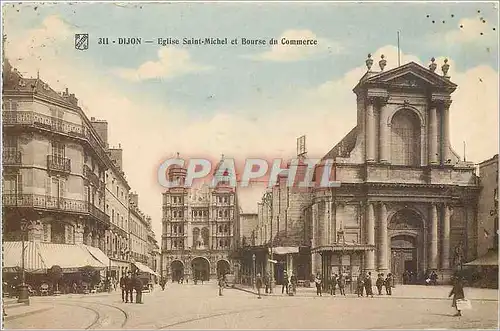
(353, 61), (457, 94)
(465, 249), (498, 266)
(321, 126), (358, 161)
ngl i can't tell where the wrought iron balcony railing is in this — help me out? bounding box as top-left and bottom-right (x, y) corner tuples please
(47, 155), (71, 173)
(83, 164), (102, 188)
(2, 150), (22, 166)
(3, 111), (108, 163)
(2, 193), (110, 225)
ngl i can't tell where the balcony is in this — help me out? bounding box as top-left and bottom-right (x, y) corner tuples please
(3, 111), (108, 164)
(3, 150), (22, 166)
(47, 155), (71, 173)
(83, 164), (102, 188)
(2, 193), (110, 226)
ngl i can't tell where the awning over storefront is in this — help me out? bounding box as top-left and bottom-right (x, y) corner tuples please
(465, 249), (498, 266)
(311, 243), (375, 253)
(83, 244), (111, 266)
(2, 241), (46, 273)
(3, 241), (107, 273)
(133, 261), (159, 276)
(272, 247), (299, 255)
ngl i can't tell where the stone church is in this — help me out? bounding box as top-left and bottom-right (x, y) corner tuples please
(309, 55), (480, 285)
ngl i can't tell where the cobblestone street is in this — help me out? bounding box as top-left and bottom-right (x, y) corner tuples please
(4, 283), (498, 329)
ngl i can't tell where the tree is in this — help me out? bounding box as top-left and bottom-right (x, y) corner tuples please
(47, 265), (63, 293)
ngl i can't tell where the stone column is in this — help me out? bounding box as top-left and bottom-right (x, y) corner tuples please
(442, 102), (452, 164)
(377, 203), (388, 272)
(366, 99), (376, 163)
(429, 204), (438, 270)
(74, 224), (84, 245)
(378, 99), (389, 163)
(442, 205), (451, 270)
(324, 200), (329, 246)
(429, 105), (439, 165)
(187, 221), (192, 249)
(331, 201), (337, 244)
(311, 204), (319, 274)
(365, 203), (375, 272)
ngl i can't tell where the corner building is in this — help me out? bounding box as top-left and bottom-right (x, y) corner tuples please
(161, 157), (239, 281)
(309, 57), (480, 285)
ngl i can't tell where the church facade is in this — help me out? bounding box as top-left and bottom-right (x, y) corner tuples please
(161, 158), (239, 281)
(309, 56), (480, 285)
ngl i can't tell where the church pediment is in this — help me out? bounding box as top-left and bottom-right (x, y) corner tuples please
(356, 62), (457, 93)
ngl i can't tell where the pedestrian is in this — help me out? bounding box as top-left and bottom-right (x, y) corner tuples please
(186, 276), (189, 284)
(119, 274), (127, 302)
(134, 274), (143, 304)
(218, 275), (224, 296)
(281, 271), (289, 294)
(330, 274), (338, 295)
(263, 272), (269, 294)
(376, 274), (384, 295)
(449, 276), (465, 317)
(290, 272), (297, 295)
(125, 271), (134, 303)
(256, 273), (263, 299)
(357, 274), (365, 297)
(338, 274), (346, 296)
(315, 273), (322, 296)
(431, 271), (438, 285)
(364, 272), (374, 298)
(384, 273), (392, 295)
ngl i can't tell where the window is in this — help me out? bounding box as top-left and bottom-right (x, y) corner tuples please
(51, 141), (65, 158)
(224, 196), (229, 203)
(224, 210), (228, 218)
(218, 210), (223, 218)
(390, 109), (421, 166)
(224, 225), (228, 233)
(218, 225), (223, 233)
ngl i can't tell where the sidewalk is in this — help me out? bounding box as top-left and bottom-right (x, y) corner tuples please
(3, 302), (54, 322)
(231, 284), (499, 301)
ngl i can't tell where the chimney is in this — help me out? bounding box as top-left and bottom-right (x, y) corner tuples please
(68, 93), (78, 106)
(130, 192), (139, 207)
(109, 146), (123, 171)
(90, 118), (109, 148)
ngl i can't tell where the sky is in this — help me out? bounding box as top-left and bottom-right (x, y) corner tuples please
(3, 1), (499, 239)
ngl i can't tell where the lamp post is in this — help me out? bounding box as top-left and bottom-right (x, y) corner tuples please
(252, 253), (256, 289)
(18, 219), (32, 305)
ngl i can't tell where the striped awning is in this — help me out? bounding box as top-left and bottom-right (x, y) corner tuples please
(2, 241), (46, 273)
(3, 241), (107, 272)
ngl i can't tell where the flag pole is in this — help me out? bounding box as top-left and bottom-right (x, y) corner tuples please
(397, 31), (401, 67)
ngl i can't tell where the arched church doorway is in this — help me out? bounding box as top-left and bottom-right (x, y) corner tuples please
(170, 260), (184, 282)
(389, 208), (424, 284)
(216, 260), (231, 277)
(192, 257), (210, 281)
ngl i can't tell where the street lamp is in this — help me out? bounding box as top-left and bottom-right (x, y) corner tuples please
(18, 219), (33, 305)
(252, 253), (256, 289)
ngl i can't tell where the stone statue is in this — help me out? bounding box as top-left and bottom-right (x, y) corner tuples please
(453, 242), (464, 268)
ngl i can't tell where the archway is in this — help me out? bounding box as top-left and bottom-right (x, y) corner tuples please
(170, 260), (184, 282)
(191, 257), (210, 281)
(390, 109), (421, 166)
(389, 208), (424, 284)
(216, 260), (231, 277)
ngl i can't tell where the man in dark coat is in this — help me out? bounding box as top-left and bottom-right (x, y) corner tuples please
(125, 271), (134, 303)
(119, 274), (127, 302)
(449, 276), (465, 316)
(134, 274), (143, 304)
(384, 273), (393, 295)
(338, 274), (346, 296)
(256, 273), (263, 299)
(330, 274), (338, 295)
(281, 271), (289, 294)
(376, 273), (385, 295)
(364, 272), (374, 298)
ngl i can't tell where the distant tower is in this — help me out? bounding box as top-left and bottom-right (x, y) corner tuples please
(168, 153), (187, 187)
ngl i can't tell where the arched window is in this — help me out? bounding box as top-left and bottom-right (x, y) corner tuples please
(390, 109), (421, 166)
(224, 210), (228, 217)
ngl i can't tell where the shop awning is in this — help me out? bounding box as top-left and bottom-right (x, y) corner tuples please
(465, 249), (498, 266)
(2, 241), (106, 273)
(133, 261), (159, 276)
(272, 247), (299, 255)
(311, 243), (375, 253)
(83, 244), (111, 266)
(2, 241), (46, 273)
